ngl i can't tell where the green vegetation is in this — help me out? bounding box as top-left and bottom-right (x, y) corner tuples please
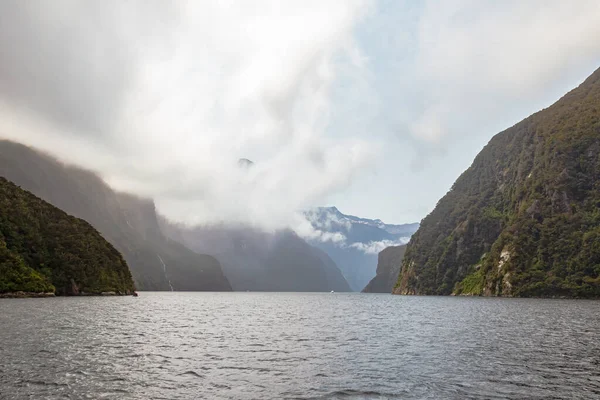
(453, 268), (484, 296)
(0, 177), (135, 295)
(0, 141), (232, 291)
(0, 241), (55, 293)
(395, 67), (600, 298)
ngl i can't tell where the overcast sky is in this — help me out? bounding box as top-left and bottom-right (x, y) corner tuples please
(1, 0), (599, 229)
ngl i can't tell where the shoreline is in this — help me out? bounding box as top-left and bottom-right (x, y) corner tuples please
(0, 292), (55, 299)
(0, 291), (135, 298)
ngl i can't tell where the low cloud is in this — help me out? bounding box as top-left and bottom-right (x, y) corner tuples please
(0, 0), (375, 230)
(349, 238), (410, 255)
(298, 206), (413, 254)
(292, 212), (348, 244)
(303, 208), (352, 231)
(305, 230), (348, 245)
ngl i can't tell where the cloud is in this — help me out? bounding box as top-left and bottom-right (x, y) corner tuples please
(0, 0), (375, 229)
(349, 238), (410, 255)
(303, 207), (352, 231)
(357, 0), (600, 153)
(304, 229), (348, 245)
(297, 206), (415, 254)
(292, 211), (348, 244)
(2, 0), (599, 229)
(409, 0), (600, 145)
(298, 220), (410, 255)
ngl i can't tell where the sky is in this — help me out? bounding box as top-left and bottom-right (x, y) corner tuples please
(0, 0), (599, 231)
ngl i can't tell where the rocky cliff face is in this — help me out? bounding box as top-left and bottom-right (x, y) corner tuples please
(0, 177), (135, 295)
(160, 221), (351, 292)
(395, 67), (600, 298)
(0, 141), (231, 291)
(362, 245), (406, 293)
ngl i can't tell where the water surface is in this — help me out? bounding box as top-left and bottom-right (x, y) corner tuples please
(1, 293), (599, 399)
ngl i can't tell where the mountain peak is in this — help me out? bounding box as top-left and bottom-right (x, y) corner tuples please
(238, 158), (254, 168)
(303, 206), (419, 290)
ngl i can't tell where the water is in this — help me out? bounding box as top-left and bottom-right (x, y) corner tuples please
(1, 293), (599, 400)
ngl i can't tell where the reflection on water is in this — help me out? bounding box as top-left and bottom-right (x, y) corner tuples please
(0, 292), (599, 399)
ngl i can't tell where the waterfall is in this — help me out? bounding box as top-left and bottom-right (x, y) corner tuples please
(157, 254), (174, 291)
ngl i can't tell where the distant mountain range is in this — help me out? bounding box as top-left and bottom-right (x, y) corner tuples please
(0, 142), (414, 294)
(303, 206), (419, 291)
(0, 141), (352, 293)
(160, 222), (351, 292)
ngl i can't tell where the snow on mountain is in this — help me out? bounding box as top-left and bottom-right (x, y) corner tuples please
(302, 206), (419, 291)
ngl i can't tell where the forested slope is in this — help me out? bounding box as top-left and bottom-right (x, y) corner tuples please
(395, 67), (600, 298)
(0, 177), (135, 295)
(0, 141), (231, 291)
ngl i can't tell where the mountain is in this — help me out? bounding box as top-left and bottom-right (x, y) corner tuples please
(395, 67), (600, 298)
(362, 245), (406, 293)
(238, 158), (254, 168)
(0, 177), (135, 295)
(304, 206), (418, 290)
(0, 141), (231, 291)
(160, 221), (352, 292)
(311, 246), (354, 292)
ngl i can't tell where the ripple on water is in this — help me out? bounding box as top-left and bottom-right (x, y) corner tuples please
(0, 293), (599, 400)
(179, 370), (204, 378)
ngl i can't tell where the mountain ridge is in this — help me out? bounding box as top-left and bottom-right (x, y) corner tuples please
(394, 66), (600, 298)
(304, 206), (418, 290)
(159, 220), (352, 292)
(0, 177), (135, 295)
(0, 140), (232, 291)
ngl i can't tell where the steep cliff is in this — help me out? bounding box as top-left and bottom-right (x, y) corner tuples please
(160, 221), (351, 292)
(0, 177), (135, 295)
(0, 141), (231, 291)
(362, 245), (406, 293)
(394, 67), (600, 298)
(311, 246), (354, 292)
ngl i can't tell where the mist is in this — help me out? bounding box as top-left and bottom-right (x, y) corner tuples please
(0, 0), (375, 231)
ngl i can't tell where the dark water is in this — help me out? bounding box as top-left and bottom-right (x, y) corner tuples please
(1, 293), (599, 400)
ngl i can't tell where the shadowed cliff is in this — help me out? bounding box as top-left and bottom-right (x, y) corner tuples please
(0, 141), (231, 291)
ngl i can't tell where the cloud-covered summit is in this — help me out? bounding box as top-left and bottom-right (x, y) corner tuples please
(302, 206), (418, 254)
(0, 0), (374, 230)
(301, 206), (418, 290)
